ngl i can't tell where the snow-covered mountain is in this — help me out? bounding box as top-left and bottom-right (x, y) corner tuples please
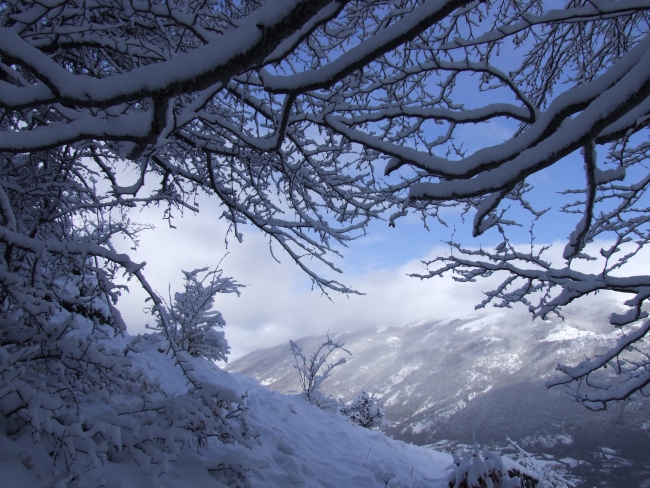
(227, 304), (650, 487)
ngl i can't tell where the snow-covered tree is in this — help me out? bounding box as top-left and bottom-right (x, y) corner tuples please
(0, 147), (250, 484)
(340, 391), (385, 430)
(506, 438), (578, 488)
(1, 0), (649, 448)
(152, 267), (241, 362)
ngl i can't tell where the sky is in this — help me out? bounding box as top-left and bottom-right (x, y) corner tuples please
(109, 31), (636, 362)
(113, 145), (602, 361)
(113, 197), (487, 359)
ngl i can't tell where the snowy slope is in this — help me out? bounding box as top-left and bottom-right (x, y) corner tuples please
(226, 308), (621, 436)
(226, 304), (650, 486)
(0, 331), (453, 488)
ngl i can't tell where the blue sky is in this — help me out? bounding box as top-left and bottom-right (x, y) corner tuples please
(112, 68), (606, 359)
(113, 32), (616, 360)
(114, 142), (594, 361)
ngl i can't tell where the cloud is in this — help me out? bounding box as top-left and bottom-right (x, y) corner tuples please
(113, 203), (508, 360)
(113, 196), (641, 362)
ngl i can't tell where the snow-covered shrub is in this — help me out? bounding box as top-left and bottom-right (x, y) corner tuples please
(0, 150), (250, 486)
(0, 267), (251, 486)
(151, 267), (241, 362)
(447, 443), (523, 488)
(506, 438), (579, 488)
(1, 288), (250, 486)
(289, 334), (350, 405)
(340, 391), (385, 430)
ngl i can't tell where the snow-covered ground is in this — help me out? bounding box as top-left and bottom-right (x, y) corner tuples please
(1, 332), (453, 488)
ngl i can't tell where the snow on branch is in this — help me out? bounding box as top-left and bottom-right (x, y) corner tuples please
(2, 2), (650, 461)
(547, 319), (650, 410)
(289, 334), (351, 406)
(149, 267), (242, 363)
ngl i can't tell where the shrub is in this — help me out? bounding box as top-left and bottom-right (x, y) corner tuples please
(340, 391), (385, 430)
(447, 443), (524, 488)
(151, 267), (241, 362)
(506, 438), (579, 488)
(289, 334), (350, 406)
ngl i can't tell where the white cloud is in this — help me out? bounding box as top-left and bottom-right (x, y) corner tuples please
(113, 197), (642, 362)
(113, 203), (509, 360)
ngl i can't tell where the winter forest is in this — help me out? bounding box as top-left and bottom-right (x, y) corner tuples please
(1, 0), (650, 486)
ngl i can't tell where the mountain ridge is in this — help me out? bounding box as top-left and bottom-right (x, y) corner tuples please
(227, 304), (650, 486)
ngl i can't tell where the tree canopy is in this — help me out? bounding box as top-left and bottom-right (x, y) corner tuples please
(1, 0), (650, 430)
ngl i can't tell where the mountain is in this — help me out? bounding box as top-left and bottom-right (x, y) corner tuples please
(226, 303), (650, 487)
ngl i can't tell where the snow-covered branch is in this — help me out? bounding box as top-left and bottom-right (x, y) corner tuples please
(3, 4), (650, 470)
(289, 334), (351, 405)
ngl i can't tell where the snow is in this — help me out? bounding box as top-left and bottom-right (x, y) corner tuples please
(386, 336), (401, 346)
(541, 323), (595, 342)
(386, 363), (422, 387)
(221, 378), (452, 488)
(1, 329), (453, 488)
(521, 434), (573, 450)
(457, 316), (498, 333)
